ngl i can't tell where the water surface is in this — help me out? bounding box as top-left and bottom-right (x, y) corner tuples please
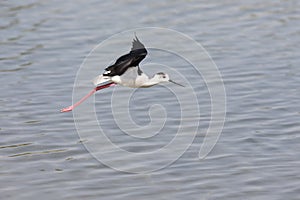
(1, 0), (299, 199)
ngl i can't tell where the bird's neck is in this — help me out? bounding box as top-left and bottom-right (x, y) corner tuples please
(141, 76), (160, 87)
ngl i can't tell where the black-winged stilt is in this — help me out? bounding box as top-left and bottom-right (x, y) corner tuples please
(61, 35), (183, 112)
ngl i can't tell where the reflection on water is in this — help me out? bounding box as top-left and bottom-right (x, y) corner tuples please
(9, 149), (66, 158)
(0, 0), (299, 199)
(0, 143), (32, 149)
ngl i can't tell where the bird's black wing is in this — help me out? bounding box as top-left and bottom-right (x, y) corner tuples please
(103, 36), (147, 77)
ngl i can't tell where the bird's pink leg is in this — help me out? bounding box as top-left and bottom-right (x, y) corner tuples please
(60, 82), (116, 112)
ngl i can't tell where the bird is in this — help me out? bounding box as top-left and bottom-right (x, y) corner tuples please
(92, 35), (184, 88)
(61, 35), (183, 113)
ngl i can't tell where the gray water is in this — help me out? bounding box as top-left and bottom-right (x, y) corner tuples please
(1, 0), (300, 199)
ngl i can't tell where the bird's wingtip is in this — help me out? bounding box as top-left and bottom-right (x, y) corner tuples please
(131, 32), (146, 51)
(133, 32), (139, 41)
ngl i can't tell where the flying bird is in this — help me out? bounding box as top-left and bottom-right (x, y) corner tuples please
(61, 35), (183, 112)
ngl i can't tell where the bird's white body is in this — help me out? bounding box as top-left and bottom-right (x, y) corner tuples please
(93, 67), (170, 88)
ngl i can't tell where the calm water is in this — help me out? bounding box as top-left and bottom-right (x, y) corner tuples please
(1, 0), (300, 199)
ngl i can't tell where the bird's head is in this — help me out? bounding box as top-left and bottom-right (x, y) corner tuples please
(154, 72), (184, 87)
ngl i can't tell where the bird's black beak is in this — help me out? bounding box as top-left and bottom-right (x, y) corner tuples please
(169, 80), (185, 87)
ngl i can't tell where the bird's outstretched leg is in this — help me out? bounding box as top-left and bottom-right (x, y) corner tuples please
(60, 82), (116, 112)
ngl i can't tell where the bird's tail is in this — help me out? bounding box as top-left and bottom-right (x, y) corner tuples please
(93, 75), (111, 86)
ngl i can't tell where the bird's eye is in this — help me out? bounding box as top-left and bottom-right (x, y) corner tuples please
(162, 75), (166, 78)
